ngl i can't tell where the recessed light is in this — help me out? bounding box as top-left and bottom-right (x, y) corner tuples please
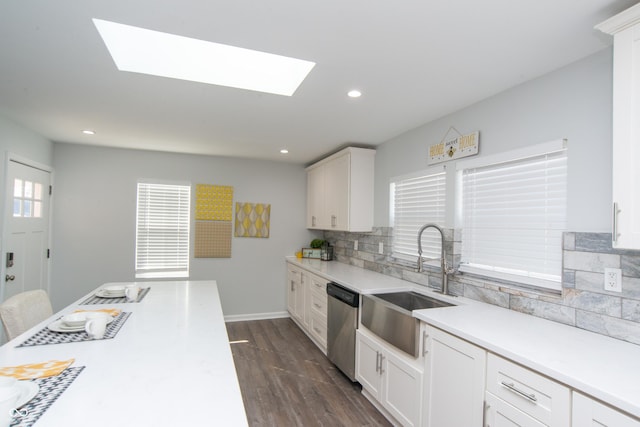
(280, 149), (289, 154)
(82, 130), (96, 135)
(93, 19), (315, 96)
(347, 90), (362, 98)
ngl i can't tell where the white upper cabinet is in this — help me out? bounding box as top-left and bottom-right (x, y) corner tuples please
(306, 147), (375, 232)
(597, 4), (640, 249)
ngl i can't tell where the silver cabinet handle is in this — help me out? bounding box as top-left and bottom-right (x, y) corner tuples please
(379, 355), (385, 375)
(313, 303), (321, 309)
(311, 216), (316, 227)
(331, 215), (337, 227)
(422, 331), (429, 357)
(500, 381), (537, 402)
(613, 202), (621, 243)
(290, 280), (294, 292)
(375, 352), (380, 373)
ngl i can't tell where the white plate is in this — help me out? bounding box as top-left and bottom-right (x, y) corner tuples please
(95, 289), (125, 298)
(15, 381), (39, 408)
(48, 314), (113, 333)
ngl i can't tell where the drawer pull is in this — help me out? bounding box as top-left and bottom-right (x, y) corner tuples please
(314, 303), (322, 309)
(500, 381), (537, 402)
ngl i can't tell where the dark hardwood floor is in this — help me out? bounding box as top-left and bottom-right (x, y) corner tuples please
(226, 318), (392, 427)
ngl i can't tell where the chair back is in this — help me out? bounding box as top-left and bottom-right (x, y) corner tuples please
(0, 289), (53, 340)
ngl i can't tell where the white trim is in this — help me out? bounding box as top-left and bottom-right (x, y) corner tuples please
(595, 2), (640, 35)
(224, 312), (290, 322)
(458, 264), (561, 291)
(390, 164), (446, 183)
(455, 139), (566, 171)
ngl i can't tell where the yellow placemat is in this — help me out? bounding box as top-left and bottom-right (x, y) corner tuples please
(74, 308), (121, 317)
(0, 358), (74, 380)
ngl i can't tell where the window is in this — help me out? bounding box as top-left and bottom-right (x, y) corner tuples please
(391, 168), (446, 262)
(13, 179), (43, 218)
(135, 182), (191, 279)
(458, 140), (567, 290)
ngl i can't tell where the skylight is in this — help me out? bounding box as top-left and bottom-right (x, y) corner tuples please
(92, 19), (315, 96)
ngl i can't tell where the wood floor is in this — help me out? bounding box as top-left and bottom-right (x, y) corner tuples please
(226, 318), (392, 427)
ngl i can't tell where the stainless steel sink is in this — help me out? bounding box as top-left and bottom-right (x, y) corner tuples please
(361, 292), (454, 357)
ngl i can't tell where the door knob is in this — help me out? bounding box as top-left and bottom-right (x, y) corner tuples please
(5, 275), (15, 282)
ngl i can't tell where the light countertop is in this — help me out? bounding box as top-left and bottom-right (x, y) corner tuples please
(287, 257), (640, 419)
(0, 280), (248, 426)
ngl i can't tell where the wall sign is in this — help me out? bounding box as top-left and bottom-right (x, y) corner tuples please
(428, 130), (479, 165)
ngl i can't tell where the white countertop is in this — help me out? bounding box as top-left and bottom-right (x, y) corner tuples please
(287, 257), (640, 419)
(0, 280), (248, 426)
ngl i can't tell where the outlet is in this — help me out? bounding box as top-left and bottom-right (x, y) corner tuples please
(354, 240), (358, 251)
(378, 242), (384, 254)
(604, 268), (622, 292)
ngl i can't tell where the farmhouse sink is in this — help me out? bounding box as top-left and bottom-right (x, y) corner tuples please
(361, 292), (454, 357)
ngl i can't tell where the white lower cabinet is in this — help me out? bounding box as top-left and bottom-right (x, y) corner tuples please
(422, 325), (486, 427)
(286, 262), (328, 353)
(572, 392), (640, 426)
(485, 353), (570, 427)
(356, 328), (423, 427)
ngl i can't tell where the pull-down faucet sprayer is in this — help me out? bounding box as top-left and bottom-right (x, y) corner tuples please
(417, 223), (453, 295)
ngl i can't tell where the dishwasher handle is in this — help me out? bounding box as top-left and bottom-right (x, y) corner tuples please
(326, 282), (359, 307)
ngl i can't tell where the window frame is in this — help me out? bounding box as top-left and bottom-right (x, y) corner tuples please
(455, 139), (568, 291)
(135, 180), (191, 279)
(390, 165), (447, 263)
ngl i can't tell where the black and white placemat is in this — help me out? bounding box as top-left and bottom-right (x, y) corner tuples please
(11, 366), (85, 427)
(17, 312), (132, 348)
(79, 287), (150, 305)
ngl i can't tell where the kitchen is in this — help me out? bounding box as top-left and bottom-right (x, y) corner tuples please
(1, 1), (640, 426)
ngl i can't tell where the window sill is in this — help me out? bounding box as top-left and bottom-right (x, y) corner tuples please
(456, 267), (562, 299)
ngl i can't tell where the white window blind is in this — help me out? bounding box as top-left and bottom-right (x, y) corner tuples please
(135, 182), (191, 278)
(460, 143), (567, 290)
(391, 170), (446, 262)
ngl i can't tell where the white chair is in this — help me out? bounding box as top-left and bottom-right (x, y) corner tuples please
(0, 289), (53, 340)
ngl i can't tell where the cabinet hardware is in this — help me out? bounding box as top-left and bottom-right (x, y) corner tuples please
(311, 216), (316, 227)
(313, 303), (321, 309)
(613, 202), (621, 243)
(5, 275), (15, 282)
(500, 381), (537, 402)
(290, 280), (295, 292)
(331, 215), (337, 227)
(422, 331), (429, 357)
(375, 352), (380, 373)
(379, 355), (385, 375)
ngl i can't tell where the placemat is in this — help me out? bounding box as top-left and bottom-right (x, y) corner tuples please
(11, 366), (85, 427)
(17, 312), (131, 348)
(79, 287), (150, 305)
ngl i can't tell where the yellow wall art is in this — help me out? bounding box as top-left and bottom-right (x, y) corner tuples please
(235, 202), (271, 238)
(195, 184), (234, 221)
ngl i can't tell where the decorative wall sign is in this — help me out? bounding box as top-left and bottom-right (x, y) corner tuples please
(235, 202), (271, 238)
(428, 128), (479, 165)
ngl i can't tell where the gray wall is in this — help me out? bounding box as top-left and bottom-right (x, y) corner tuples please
(51, 143), (315, 315)
(374, 48), (613, 232)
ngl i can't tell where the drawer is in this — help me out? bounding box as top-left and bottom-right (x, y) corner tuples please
(308, 273), (327, 297)
(310, 292), (327, 316)
(309, 310), (327, 348)
(486, 353), (570, 426)
(485, 392), (545, 427)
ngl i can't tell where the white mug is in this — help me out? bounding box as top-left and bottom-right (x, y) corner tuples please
(125, 284), (140, 302)
(0, 377), (20, 427)
(85, 315), (108, 339)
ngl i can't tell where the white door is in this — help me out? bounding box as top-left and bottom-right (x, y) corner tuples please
(2, 159), (51, 302)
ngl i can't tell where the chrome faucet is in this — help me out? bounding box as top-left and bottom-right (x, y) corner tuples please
(417, 223), (453, 295)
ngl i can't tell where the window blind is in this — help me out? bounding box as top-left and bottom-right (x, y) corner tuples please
(460, 147), (567, 289)
(135, 182), (191, 278)
(391, 171), (446, 262)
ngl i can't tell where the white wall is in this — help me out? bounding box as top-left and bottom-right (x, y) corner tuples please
(51, 143), (315, 315)
(374, 48), (613, 232)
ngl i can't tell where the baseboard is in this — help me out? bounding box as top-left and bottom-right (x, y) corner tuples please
(224, 311), (290, 323)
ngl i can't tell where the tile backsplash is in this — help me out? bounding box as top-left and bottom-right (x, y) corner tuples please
(324, 228), (640, 345)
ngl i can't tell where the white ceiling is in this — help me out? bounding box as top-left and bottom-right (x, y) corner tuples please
(0, 1), (636, 164)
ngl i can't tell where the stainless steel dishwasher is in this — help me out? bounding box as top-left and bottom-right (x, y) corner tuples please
(326, 282), (359, 382)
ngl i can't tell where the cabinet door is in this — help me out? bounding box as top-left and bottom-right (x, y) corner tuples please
(324, 152), (350, 230)
(306, 165), (326, 229)
(610, 20), (640, 248)
(286, 267), (300, 317)
(485, 392), (546, 427)
(573, 392), (640, 427)
(356, 330), (382, 397)
(383, 349), (423, 427)
(424, 326), (486, 427)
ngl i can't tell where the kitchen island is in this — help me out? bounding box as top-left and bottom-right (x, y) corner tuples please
(0, 280), (248, 426)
